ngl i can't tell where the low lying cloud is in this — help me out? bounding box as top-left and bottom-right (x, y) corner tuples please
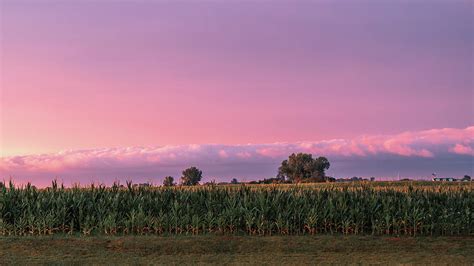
(450, 144), (474, 156)
(1, 126), (473, 186)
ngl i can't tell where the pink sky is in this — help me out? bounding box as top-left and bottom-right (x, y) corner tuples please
(0, 1), (473, 185)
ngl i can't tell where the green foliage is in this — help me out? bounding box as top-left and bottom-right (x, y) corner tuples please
(0, 182), (472, 236)
(181, 167), (202, 186)
(278, 153), (330, 182)
(163, 176), (175, 187)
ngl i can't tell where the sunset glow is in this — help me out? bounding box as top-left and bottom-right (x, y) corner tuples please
(1, 1), (472, 186)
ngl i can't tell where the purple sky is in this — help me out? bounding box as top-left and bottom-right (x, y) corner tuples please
(1, 1), (473, 186)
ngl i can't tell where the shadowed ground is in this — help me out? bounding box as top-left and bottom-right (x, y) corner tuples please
(1, 235), (473, 264)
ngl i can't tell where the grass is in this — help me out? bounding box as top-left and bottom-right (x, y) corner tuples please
(1, 235), (473, 264)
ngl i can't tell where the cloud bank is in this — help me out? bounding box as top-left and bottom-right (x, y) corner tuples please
(1, 126), (473, 186)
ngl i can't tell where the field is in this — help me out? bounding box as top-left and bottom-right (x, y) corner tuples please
(1, 181), (472, 236)
(1, 235), (473, 264)
(1, 181), (473, 264)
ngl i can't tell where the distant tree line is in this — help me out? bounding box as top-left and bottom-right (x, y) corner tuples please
(162, 153), (332, 186)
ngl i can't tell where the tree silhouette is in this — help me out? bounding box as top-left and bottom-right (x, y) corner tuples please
(163, 176), (175, 187)
(180, 167), (203, 186)
(277, 153), (330, 182)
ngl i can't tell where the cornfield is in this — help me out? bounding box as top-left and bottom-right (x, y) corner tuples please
(1, 181), (472, 236)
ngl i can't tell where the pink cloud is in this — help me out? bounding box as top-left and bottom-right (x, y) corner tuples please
(256, 146), (288, 158)
(236, 151), (252, 159)
(218, 150), (229, 158)
(450, 144), (474, 156)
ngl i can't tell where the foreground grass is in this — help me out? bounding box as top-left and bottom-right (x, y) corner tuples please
(1, 235), (473, 264)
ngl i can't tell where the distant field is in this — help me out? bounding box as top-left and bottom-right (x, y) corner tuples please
(1, 235), (473, 264)
(1, 181), (472, 236)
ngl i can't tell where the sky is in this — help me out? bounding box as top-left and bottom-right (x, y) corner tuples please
(0, 0), (473, 186)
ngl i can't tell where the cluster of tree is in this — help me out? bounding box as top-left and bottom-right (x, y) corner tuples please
(162, 166), (203, 187)
(277, 153), (330, 183)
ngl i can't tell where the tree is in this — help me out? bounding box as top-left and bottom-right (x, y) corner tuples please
(163, 176), (175, 187)
(230, 178), (238, 184)
(277, 153), (330, 183)
(462, 175), (471, 181)
(314, 156), (330, 180)
(181, 166), (203, 186)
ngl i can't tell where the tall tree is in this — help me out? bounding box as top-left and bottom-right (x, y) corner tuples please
(277, 153), (330, 182)
(163, 176), (175, 187)
(181, 167), (203, 186)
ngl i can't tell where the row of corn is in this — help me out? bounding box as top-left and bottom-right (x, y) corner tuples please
(0, 181), (472, 236)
